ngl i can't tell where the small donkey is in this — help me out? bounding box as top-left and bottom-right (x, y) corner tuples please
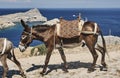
(0, 38), (26, 78)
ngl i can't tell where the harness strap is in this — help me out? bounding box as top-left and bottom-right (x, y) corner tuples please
(81, 23), (99, 35)
(1, 38), (7, 54)
(78, 20), (84, 32)
(56, 23), (60, 36)
(94, 23), (97, 34)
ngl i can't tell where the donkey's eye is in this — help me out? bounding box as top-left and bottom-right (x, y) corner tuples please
(22, 35), (27, 39)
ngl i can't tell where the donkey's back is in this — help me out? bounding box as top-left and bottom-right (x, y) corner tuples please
(0, 38), (13, 54)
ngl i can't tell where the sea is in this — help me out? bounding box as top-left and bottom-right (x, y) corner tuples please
(0, 8), (120, 47)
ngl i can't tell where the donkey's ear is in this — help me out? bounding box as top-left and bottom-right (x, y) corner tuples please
(20, 19), (29, 29)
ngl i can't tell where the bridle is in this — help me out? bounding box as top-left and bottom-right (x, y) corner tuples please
(28, 27), (32, 40)
(20, 27), (33, 46)
(24, 27), (32, 38)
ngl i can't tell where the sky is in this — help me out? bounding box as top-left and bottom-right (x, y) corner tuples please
(0, 0), (120, 8)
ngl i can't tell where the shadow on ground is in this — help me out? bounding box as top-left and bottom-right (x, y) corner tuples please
(0, 66), (22, 78)
(26, 61), (92, 75)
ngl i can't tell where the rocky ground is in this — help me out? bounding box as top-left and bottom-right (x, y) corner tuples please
(0, 36), (120, 78)
(0, 46), (119, 78)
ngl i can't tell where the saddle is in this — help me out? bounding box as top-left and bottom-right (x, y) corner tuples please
(56, 17), (84, 38)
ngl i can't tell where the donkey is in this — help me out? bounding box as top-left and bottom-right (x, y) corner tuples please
(19, 19), (107, 75)
(0, 38), (26, 78)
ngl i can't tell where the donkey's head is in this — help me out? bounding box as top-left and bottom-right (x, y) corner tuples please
(19, 20), (34, 52)
(19, 19), (56, 52)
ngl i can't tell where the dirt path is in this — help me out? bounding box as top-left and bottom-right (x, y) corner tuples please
(0, 46), (120, 78)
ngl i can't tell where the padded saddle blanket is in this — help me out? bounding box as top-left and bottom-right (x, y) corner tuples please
(56, 19), (84, 38)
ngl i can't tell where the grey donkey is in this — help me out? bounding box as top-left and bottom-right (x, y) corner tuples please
(0, 38), (26, 78)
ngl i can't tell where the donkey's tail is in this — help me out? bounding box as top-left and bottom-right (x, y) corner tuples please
(98, 30), (109, 57)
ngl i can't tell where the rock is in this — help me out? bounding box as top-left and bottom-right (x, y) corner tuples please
(24, 8), (47, 22)
(98, 35), (120, 45)
(0, 8), (47, 29)
(43, 18), (59, 25)
(0, 19), (15, 29)
(0, 8), (47, 22)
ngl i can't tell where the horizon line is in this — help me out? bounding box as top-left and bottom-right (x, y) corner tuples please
(0, 7), (120, 9)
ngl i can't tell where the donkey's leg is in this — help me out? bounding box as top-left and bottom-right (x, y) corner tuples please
(7, 51), (26, 78)
(58, 47), (68, 72)
(96, 46), (107, 71)
(40, 46), (53, 75)
(100, 50), (107, 71)
(101, 52), (107, 71)
(88, 47), (98, 72)
(84, 36), (98, 72)
(0, 54), (8, 78)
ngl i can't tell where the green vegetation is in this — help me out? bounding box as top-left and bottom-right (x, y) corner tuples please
(30, 44), (47, 56)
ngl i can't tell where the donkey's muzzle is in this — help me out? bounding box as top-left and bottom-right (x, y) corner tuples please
(18, 45), (26, 52)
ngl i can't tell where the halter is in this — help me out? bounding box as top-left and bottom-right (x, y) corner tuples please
(23, 27), (33, 39)
(22, 27), (33, 46)
(30, 27), (33, 40)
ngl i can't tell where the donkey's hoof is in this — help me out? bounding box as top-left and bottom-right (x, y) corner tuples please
(100, 67), (108, 71)
(20, 72), (26, 78)
(40, 72), (45, 76)
(21, 74), (26, 78)
(88, 68), (95, 73)
(63, 69), (69, 73)
(22, 75), (27, 78)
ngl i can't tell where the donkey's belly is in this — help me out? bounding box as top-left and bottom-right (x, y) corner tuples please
(62, 42), (83, 48)
(58, 36), (83, 48)
(61, 36), (80, 43)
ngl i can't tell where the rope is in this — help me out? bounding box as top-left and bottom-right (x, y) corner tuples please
(1, 38), (7, 54)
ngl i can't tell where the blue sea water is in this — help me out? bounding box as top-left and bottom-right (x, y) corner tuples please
(0, 8), (120, 46)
